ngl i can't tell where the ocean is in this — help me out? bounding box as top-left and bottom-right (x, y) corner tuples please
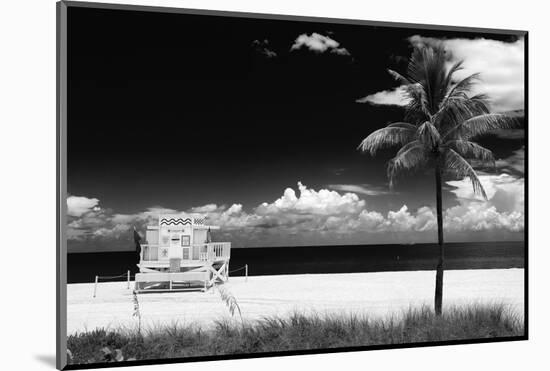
(66, 241), (524, 284)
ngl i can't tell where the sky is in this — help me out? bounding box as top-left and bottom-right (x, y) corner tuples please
(66, 6), (525, 252)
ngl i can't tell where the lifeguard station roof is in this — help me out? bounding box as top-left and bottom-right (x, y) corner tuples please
(146, 214), (220, 230)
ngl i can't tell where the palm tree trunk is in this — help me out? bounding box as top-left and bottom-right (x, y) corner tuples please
(434, 161), (445, 315)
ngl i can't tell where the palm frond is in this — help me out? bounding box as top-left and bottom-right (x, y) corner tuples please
(387, 69), (412, 85)
(444, 140), (495, 167)
(443, 60), (465, 89)
(404, 84), (432, 122)
(443, 148), (487, 199)
(406, 46), (449, 113)
(436, 94), (491, 135)
(387, 142), (428, 188)
(444, 73), (481, 103)
(394, 140), (424, 158)
(360, 44), (509, 204)
(443, 113), (519, 141)
(358, 126), (416, 156)
(417, 121), (441, 149)
(386, 122), (418, 130)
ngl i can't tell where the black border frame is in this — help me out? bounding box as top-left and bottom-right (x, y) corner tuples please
(56, 1), (528, 369)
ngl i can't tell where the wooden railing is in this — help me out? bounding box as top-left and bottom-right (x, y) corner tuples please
(197, 242), (231, 261)
(141, 242), (231, 262)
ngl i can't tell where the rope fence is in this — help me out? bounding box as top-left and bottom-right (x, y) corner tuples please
(92, 264), (249, 297)
(94, 271), (132, 297)
(228, 265), (247, 274)
(96, 273), (129, 280)
(227, 264), (248, 282)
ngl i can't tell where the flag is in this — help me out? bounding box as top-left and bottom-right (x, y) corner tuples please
(207, 228), (212, 243)
(133, 226), (142, 257)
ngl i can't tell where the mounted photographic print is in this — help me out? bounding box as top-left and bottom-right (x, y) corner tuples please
(56, 1), (527, 369)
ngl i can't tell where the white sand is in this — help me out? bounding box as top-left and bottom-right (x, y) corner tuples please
(67, 269), (524, 335)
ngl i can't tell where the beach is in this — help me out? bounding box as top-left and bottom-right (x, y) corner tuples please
(67, 268), (524, 335)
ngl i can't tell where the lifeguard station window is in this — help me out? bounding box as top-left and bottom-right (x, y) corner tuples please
(181, 235), (190, 246)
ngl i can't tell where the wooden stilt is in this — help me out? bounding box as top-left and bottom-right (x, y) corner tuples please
(93, 275), (98, 298)
(207, 262), (228, 286)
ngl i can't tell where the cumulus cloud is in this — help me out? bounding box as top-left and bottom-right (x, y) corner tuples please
(445, 202), (523, 233)
(447, 173), (524, 210)
(256, 182), (365, 216)
(445, 173), (524, 232)
(356, 85), (410, 106)
(213, 180), (521, 235)
(290, 33), (350, 56)
(383, 205), (436, 232)
(409, 35), (524, 112)
(357, 209), (386, 230)
(189, 204), (221, 213)
(251, 39), (277, 58)
(327, 183), (392, 196)
(68, 179), (523, 251)
(358, 36), (524, 112)
(67, 195), (100, 217)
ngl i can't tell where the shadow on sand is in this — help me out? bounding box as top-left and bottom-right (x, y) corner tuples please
(35, 354), (56, 368)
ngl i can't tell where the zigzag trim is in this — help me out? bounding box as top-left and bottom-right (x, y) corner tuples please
(160, 218), (192, 226)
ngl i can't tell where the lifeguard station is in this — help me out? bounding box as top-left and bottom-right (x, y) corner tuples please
(135, 214), (231, 292)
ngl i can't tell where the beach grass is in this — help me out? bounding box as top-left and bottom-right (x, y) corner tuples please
(67, 303), (523, 365)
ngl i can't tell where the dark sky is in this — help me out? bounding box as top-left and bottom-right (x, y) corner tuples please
(66, 6), (525, 251)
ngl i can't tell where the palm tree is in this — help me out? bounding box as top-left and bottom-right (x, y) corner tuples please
(358, 45), (517, 315)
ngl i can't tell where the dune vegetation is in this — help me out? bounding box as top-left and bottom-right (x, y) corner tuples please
(67, 303), (523, 365)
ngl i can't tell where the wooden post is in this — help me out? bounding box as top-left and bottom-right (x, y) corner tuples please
(93, 275), (98, 298)
(127, 270), (130, 289)
(245, 264), (248, 282)
(434, 161), (445, 316)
